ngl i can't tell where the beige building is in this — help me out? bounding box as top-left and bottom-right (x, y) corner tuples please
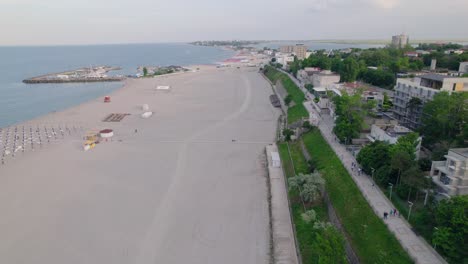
(431, 148), (468, 197)
(293, 44), (308, 60)
(279, 45), (294, 54)
(279, 44), (308, 60)
(391, 34), (409, 49)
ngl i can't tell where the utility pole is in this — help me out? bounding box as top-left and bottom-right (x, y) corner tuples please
(407, 201), (414, 221)
(389, 183), (393, 201)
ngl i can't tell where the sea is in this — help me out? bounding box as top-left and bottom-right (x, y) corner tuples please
(0, 43), (236, 128)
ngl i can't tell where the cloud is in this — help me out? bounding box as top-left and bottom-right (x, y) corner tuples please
(366, 0), (400, 9)
(302, 0), (401, 12)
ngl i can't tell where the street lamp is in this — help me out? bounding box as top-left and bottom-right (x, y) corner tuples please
(407, 201), (414, 221)
(371, 167), (375, 182)
(433, 227), (439, 250)
(389, 183), (393, 201)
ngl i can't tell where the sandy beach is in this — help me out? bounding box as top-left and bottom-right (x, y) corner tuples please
(0, 65), (280, 264)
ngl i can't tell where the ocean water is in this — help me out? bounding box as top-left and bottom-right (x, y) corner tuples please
(256, 41), (385, 50)
(0, 43), (235, 128)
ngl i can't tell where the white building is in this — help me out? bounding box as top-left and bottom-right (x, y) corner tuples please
(430, 148), (468, 198)
(368, 124), (422, 158)
(310, 70), (341, 88)
(391, 34), (409, 49)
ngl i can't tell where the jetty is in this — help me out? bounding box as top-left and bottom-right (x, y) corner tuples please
(23, 66), (125, 84)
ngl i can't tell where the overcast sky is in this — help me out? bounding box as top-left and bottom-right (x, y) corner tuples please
(1, 0), (468, 46)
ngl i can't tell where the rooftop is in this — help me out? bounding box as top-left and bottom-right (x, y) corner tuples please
(419, 74), (449, 82)
(450, 148), (468, 159)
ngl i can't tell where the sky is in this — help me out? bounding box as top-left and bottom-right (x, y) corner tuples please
(1, 0), (468, 46)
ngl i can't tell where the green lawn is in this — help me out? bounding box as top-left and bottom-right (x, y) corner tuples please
(264, 66), (309, 124)
(302, 130), (413, 264)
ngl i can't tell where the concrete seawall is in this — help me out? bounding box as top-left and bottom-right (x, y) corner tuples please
(266, 144), (300, 264)
(23, 77), (124, 84)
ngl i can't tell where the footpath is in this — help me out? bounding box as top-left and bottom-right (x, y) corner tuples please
(266, 144), (300, 264)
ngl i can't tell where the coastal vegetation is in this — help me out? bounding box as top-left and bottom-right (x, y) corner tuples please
(277, 142), (347, 264)
(263, 65), (308, 124)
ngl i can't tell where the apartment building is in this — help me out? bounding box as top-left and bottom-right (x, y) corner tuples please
(430, 148), (468, 197)
(392, 74), (468, 130)
(279, 44), (308, 60)
(391, 34), (409, 49)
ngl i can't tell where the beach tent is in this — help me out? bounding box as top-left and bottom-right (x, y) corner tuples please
(156, 85), (171, 91)
(141, 112), (153, 119)
(99, 129), (114, 138)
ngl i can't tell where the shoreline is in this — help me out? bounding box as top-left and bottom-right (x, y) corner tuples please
(0, 64), (219, 130)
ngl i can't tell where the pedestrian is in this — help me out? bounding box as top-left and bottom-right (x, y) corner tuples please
(358, 168), (361, 176)
(135, 129), (138, 133)
(389, 210), (393, 216)
(384, 212), (388, 219)
(394, 209), (398, 217)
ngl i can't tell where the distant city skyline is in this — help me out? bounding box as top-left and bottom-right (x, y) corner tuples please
(1, 0), (468, 46)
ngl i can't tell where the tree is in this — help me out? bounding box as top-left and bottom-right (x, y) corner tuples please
(305, 83), (314, 92)
(143, 67), (148, 77)
(271, 57), (277, 63)
(340, 57), (359, 82)
(382, 92), (393, 111)
(390, 149), (413, 186)
(433, 196), (468, 263)
(282, 129), (294, 141)
(284, 95), (292, 106)
(332, 90), (374, 143)
(288, 172), (325, 203)
(420, 92), (468, 148)
(357, 141), (392, 175)
(331, 57), (343, 73)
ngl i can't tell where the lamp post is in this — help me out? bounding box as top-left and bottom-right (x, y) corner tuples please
(371, 167), (375, 182)
(407, 201), (414, 221)
(389, 183), (393, 201)
(433, 227), (439, 250)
